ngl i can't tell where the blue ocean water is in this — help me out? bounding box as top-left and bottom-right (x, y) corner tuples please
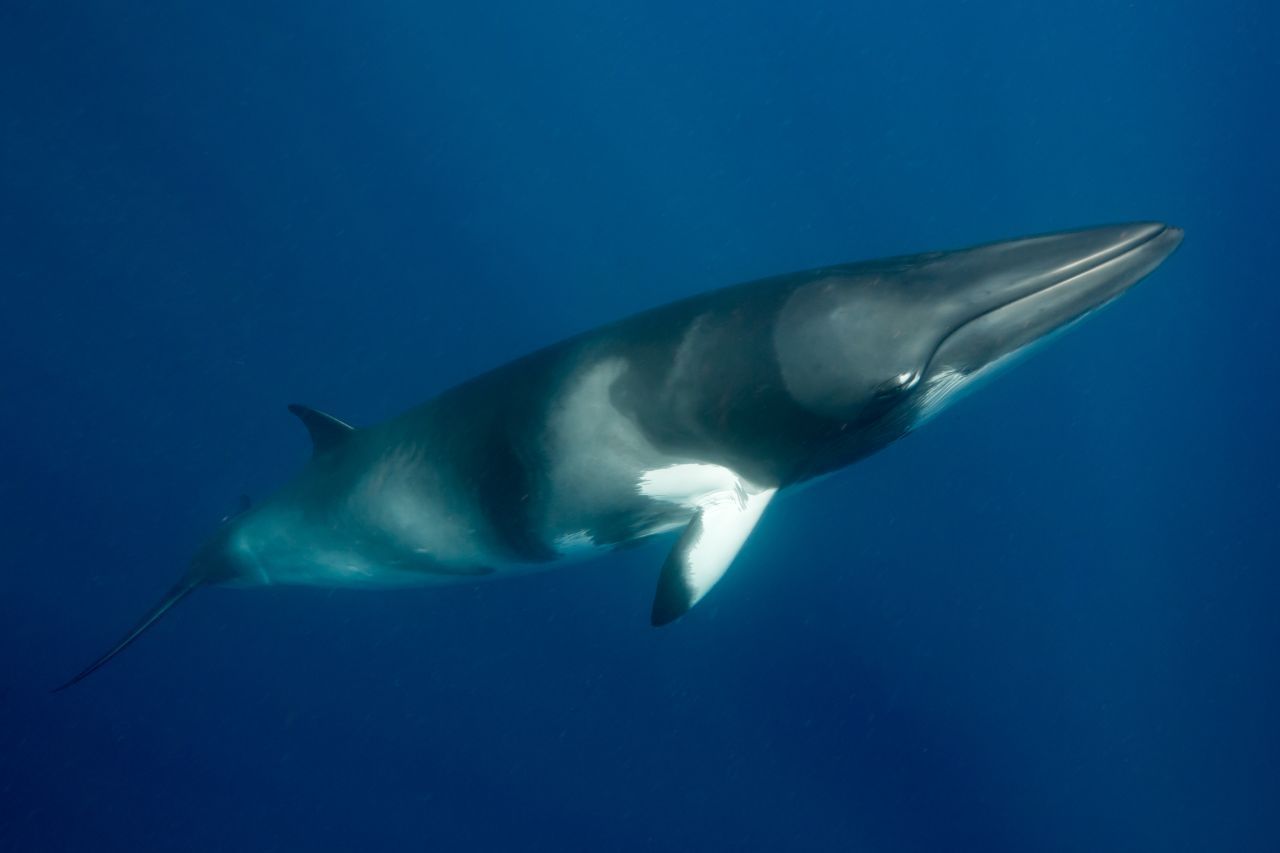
(2, 1), (1276, 850)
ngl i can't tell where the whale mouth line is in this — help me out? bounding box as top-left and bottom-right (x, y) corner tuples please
(924, 224), (1175, 377)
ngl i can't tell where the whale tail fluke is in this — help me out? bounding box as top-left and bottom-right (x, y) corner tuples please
(51, 576), (201, 692)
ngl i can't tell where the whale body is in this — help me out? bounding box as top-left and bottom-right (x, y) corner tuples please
(56, 222), (1183, 689)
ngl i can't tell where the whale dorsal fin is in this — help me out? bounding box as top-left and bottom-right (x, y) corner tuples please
(288, 404), (354, 456)
(642, 465), (777, 625)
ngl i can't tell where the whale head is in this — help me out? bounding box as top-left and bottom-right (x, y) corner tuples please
(775, 222), (1184, 437)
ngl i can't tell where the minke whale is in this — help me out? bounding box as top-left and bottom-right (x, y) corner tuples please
(56, 222), (1183, 689)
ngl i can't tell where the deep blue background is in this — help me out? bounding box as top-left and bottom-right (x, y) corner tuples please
(2, 2), (1277, 850)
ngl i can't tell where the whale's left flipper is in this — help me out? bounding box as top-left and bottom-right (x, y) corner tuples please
(650, 485), (776, 626)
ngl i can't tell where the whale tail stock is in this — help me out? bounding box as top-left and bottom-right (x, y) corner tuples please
(51, 404), (349, 692)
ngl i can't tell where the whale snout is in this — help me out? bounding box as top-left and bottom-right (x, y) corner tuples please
(924, 222), (1184, 379)
(773, 221), (1183, 424)
(901, 222), (1184, 426)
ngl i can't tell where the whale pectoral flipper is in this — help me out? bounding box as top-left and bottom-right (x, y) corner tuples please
(288, 404), (355, 456)
(650, 486), (777, 626)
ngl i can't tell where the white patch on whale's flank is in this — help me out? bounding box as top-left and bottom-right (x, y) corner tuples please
(545, 358), (645, 483)
(351, 443), (489, 567)
(660, 313), (718, 415)
(228, 530), (273, 585)
(638, 462), (747, 507)
(541, 357), (675, 539)
(639, 463), (777, 605)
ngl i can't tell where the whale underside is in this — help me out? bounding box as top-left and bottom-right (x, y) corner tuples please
(55, 222), (1184, 689)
